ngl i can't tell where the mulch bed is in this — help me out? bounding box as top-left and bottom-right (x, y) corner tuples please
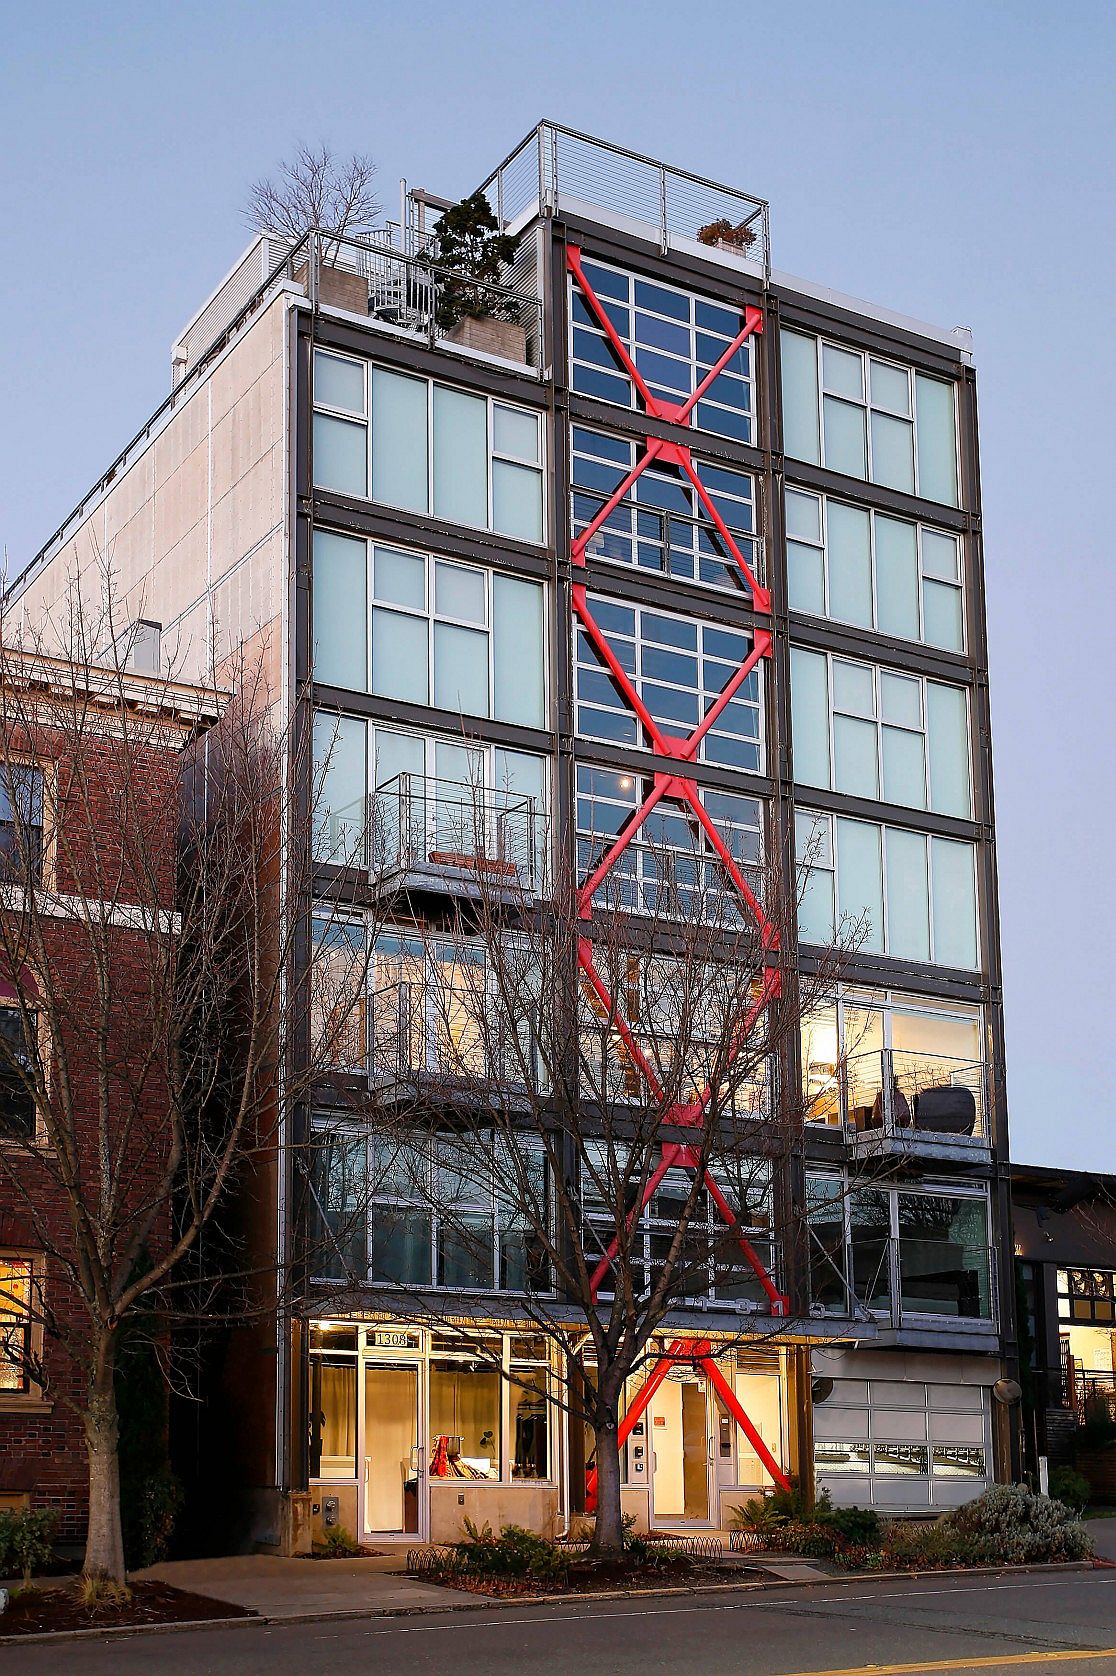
(0, 1581), (256, 1636)
(441, 1558), (768, 1597)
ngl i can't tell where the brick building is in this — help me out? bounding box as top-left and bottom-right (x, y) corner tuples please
(0, 651), (218, 1543)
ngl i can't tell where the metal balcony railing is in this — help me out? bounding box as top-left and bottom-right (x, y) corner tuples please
(841, 1049), (988, 1148)
(809, 1233), (995, 1326)
(368, 977), (541, 1092)
(1065, 1365), (1116, 1423)
(372, 774), (542, 895)
(475, 120), (771, 276)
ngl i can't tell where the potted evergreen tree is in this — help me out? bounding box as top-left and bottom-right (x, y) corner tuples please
(420, 191), (527, 361)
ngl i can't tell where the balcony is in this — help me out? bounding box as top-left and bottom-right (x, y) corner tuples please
(368, 976), (542, 1104)
(356, 774), (542, 901)
(840, 1049), (990, 1163)
(810, 1234), (996, 1336)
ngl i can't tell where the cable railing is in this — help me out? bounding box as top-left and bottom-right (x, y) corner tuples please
(475, 120), (770, 276)
(809, 1231), (995, 1325)
(368, 976), (541, 1091)
(841, 1049), (988, 1147)
(372, 773), (542, 895)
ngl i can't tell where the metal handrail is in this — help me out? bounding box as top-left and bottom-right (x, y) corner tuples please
(371, 773), (541, 893)
(475, 120), (770, 277)
(841, 1048), (988, 1143)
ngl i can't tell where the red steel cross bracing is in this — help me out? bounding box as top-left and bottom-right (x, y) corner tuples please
(568, 246), (787, 1318)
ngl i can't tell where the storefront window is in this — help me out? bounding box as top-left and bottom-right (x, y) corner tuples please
(510, 1367), (550, 1479)
(430, 1356), (501, 1480)
(309, 1358), (357, 1478)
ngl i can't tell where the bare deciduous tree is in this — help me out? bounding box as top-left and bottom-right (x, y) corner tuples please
(245, 143), (381, 262)
(0, 580), (377, 1585)
(309, 791), (865, 1556)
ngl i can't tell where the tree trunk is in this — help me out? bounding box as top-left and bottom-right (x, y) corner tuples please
(591, 1421), (625, 1555)
(83, 1335), (126, 1582)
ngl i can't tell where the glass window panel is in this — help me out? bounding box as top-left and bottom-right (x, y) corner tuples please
(313, 712), (367, 864)
(372, 369), (428, 512)
(822, 343), (864, 400)
(870, 359), (911, 415)
(373, 728), (424, 789)
(785, 490), (822, 544)
(871, 412), (915, 494)
(313, 531), (367, 689)
(493, 403), (539, 462)
(815, 1441), (872, 1474)
(371, 609), (429, 705)
(313, 413), (367, 497)
(493, 461), (543, 543)
(493, 576), (545, 728)
(926, 684), (971, 818)
(873, 1444), (930, 1476)
(309, 1360), (358, 1477)
(921, 528), (960, 582)
(780, 330), (820, 465)
(827, 502), (873, 626)
(923, 582), (964, 653)
(881, 673), (922, 728)
(931, 838), (978, 968)
(315, 351), (365, 415)
(374, 546), (426, 609)
(823, 396), (868, 479)
(433, 623), (490, 717)
(837, 819), (883, 951)
(874, 516), (920, 640)
(435, 561), (486, 624)
(635, 278), (689, 321)
(885, 828), (931, 961)
(933, 1447), (987, 1479)
(432, 386), (488, 527)
(833, 716), (879, 799)
(788, 541), (826, 616)
(430, 1361), (501, 1477)
(915, 375), (958, 506)
(891, 1007), (980, 1062)
(796, 807), (832, 866)
(833, 658), (875, 718)
(882, 728), (927, 809)
(799, 866), (836, 946)
(510, 1369), (550, 1478)
(790, 648), (831, 789)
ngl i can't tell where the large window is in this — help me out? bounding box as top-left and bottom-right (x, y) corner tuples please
(0, 1255), (33, 1393)
(312, 715), (548, 874)
(791, 648), (971, 817)
(576, 764), (763, 926)
(786, 490), (964, 653)
(0, 1007), (38, 1139)
(308, 1323), (358, 1479)
(313, 532), (546, 728)
(0, 764), (44, 883)
(796, 808), (978, 969)
(570, 258), (755, 441)
(310, 1125), (548, 1294)
(312, 352), (545, 543)
(1058, 1269), (1116, 1326)
(576, 595), (762, 770)
(781, 331), (959, 506)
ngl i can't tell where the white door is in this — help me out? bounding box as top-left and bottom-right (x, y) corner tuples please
(649, 1372), (713, 1526)
(361, 1360), (425, 1540)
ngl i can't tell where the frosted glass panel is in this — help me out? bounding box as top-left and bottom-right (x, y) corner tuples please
(780, 331), (820, 465)
(493, 404), (539, 462)
(432, 386), (487, 526)
(833, 659), (875, 717)
(837, 820), (883, 951)
(885, 828), (930, 961)
(921, 529), (960, 581)
(927, 685), (971, 817)
(881, 673), (921, 728)
(371, 369), (428, 512)
(882, 728), (926, 808)
(915, 375), (958, 506)
(923, 581), (964, 652)
(313, 413), (367, 497)
(875, 516), (919, 640)
(870, 360), (910, 415)
(373, 729), (424, 788)
(871, 412), (914, 493)
(823, 397), (867, 478)
(493, 576), (544, 727)
(931, 839), (978, 968)
(433, 623), (489, 716)
(313, 713), (367, 864)
(823, 344), (863, 400)
(313, 531), (367, 690)
(374, 547), (425, 609)
(788, 542), (825, 615)
(790, 649), (831, 788)
(799, 866), (835, 946)
(827, 503), (872, 626)
(834, 716), (879, 799)
(786, 490), (821, 543)
(435, 562), (486, 623)
(315, 352), (365, 415)
(372, 609), (428, 705)
(493, 461), (543, 542)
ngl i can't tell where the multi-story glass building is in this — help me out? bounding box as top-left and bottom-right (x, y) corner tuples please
(11, 123), (1015, 1548)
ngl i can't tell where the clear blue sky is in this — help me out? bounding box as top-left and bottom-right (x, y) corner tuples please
(1, 1), (1112, 1168)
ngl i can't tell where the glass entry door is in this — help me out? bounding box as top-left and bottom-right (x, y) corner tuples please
(649, 1372), (712, 1525)
(362, 1361), (424, 1539)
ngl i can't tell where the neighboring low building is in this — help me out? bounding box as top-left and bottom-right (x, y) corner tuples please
(0, 653), (217, 1543)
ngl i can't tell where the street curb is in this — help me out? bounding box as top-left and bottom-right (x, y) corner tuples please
(0, 1558), (1100, 1647)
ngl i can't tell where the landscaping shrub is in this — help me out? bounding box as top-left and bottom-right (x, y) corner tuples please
(456, 1521), (566, 1583)
(0, 1508), (58, 1585)
(1049, 1466), (1090, 1514)
(828, 1505), (882, 1547)
(315, 1524), (361, 1558)
(944, 1484), (1092, 1564)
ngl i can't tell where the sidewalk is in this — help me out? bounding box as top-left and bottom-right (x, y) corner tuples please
(136, 1553), (462, 1618)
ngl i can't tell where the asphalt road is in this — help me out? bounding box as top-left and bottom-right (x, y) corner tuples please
(7, 1570), (1116, 1676)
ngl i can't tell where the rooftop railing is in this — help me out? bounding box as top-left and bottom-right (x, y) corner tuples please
(475, 120), (770, 276)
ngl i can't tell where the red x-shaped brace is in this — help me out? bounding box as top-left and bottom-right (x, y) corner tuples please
(569, 245), (788, 1316)
(566, 243), (780, 1313)
(584, 1336), (791, 1509)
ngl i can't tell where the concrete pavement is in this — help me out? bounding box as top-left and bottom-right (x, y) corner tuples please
(136, 1551), (462, 1617)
